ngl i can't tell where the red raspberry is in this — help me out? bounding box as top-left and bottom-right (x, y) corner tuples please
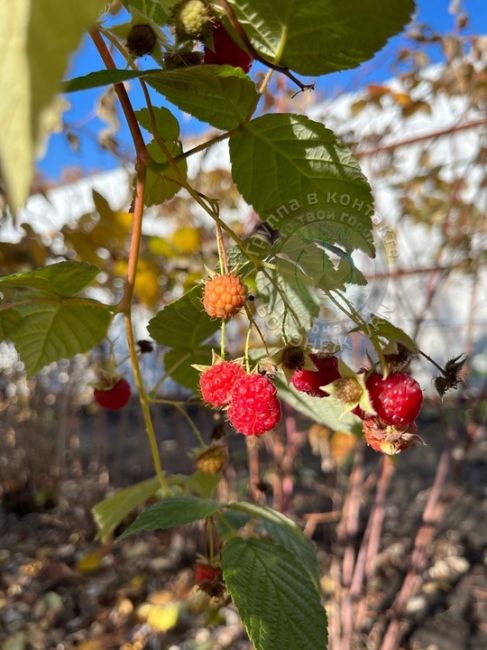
(94, 378), (131, 410)
(194, 562), (222, 584)
(363, 417), (419, 455)
(227, 374), (281, 436)
(366, 372), (423, 428)
(203, 273), (246, 319)
(291, 354), (340, 397)
(199, 361), (245, 407)
(204, 22), (253, 72)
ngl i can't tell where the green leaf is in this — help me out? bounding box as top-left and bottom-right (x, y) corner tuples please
(135, 106), (180, 140)
(275, 238), (368, 291)
(64, 68), (159, 93)
(368, 315), (418, 351)
(256, 267), (319, 344)
(148, 286), (219, 349)
(0, 261), (100, 297)
(145, 139), (188, 205)
(148, 65), (258, 130)
(0, 0), (107, 211)
(92, 477), (160, 543)
(164, 345), (213, 391)
(224, 502), (320, 589)
(222, 538), (328, 650)
(261, 519), (320, 590)
(229, 114), (375, 256)
(9, 298), (112, 375)
(122, 0), (177, 26)
(119, 495), (221, 539)
(276, 377), (360, 433)
(186, 471), (221, 499)
(0, 308), (21, 341)
(226, 0), (414, 75)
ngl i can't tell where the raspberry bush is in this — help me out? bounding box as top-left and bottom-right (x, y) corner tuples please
(0, 1), (463, 648)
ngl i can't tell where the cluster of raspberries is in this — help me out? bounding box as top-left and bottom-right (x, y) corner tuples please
(291, 353), (423, 455)
(199, 361), (281, 436)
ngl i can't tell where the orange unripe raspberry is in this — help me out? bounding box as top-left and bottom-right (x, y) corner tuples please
(203, 273), (246, 319)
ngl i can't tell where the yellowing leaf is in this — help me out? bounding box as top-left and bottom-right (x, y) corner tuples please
(76, 551), (104, 573)
(114, 211), (133, 230)
(0, 0), (107, 211)
(134, 263), (160, 307)
(148, 236), (175, 258)
(171, 227), (201, 255)
(137, 603), (179, 632)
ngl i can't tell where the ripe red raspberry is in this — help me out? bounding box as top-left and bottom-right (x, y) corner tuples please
(199, 361), (245, 407)
(366, 372), (423, 428)
(227, 374), (281, 436)
(363, 417), (419, 455)
(203, 273), (246, 319)
(203, 22), (253, 72)
(291, 354), (341, 397)
(194, 562), (222, 584)
(94, 378), (131, 410)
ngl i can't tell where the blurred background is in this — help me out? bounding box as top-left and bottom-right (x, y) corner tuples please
(1, 1), (487, 649)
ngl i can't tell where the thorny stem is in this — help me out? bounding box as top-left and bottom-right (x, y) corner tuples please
(91, 29), (168, 494)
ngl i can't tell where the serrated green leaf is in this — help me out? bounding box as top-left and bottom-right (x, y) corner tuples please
(164, 345), (213, 391)
(256, 267), (319, 344)
(0, 308), (21, 341)
(122, 0), (177, 25)
(10, 298), (112, 375)
(145, 138), (188, 205)
(0, 0), (107, 211)
(275, 238), (368, 291)
(368, 316), (418, 351)
(276, 377), (360, 433)
(222, 537), (328, 650)
(119, 495), (221, 539)
(148, 286), (219, 349)
(186, 471), (221, 499)
(226, 0), (414, 75)
(135, 106), (180, 140)
(148, 65), (258, 130)
(224, 502), (320, 589)
(229, 113), (375, 256)
(261, 519), (320, 590)
(64, 68), (159, 93)
(0, 261), (100, 297)
(92, 477), (160, 543)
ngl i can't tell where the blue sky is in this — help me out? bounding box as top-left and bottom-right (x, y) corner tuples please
(38, 0), (487, 181)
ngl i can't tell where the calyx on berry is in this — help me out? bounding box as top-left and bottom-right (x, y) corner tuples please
(323, 360), (376, 417)
(194, 444), (227, 475)
(363, 417), (423, 455)
(291, 352), (341, 397)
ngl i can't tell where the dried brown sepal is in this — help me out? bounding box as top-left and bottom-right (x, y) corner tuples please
(434, 354), (467, 397)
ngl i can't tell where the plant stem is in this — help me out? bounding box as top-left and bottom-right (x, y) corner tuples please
(174, 403), (206, 448)
(91, 28), (168, 494)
